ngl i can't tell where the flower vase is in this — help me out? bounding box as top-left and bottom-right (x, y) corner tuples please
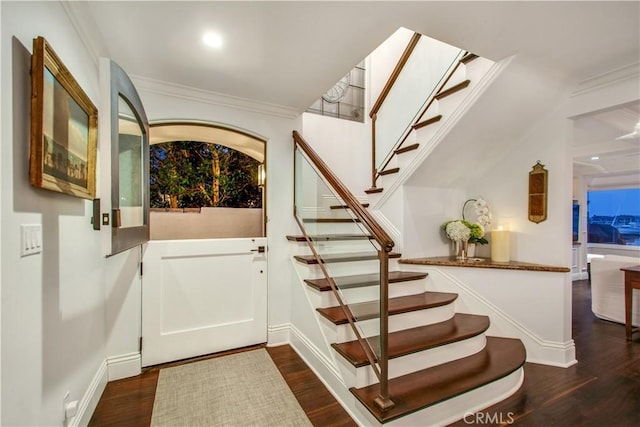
(455, 240), (468, 261)
(467, 243), (476, 258)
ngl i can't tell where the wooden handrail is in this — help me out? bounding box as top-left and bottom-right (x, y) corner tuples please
(293, 130), (394, 253)
(369, 32), (422, 118)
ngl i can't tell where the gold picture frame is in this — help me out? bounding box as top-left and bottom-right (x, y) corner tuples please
(30, 36), (97, 200)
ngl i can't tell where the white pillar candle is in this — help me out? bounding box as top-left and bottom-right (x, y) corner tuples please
(491, 226), (510, 262)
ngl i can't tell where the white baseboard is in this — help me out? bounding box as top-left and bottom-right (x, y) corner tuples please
(429, 268), (577, 367)
(74, 359), (108, 427)
(267, 323), (291, 347)
(288, 324), (370, 427)
(572, 271), (588, 281)
(107, 352), (141, 381)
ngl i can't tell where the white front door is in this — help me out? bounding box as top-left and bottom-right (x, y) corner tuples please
(141, 237), (267, 366)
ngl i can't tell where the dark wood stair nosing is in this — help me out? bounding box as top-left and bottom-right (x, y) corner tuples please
(350, 336), (526, 423)
(302, 218), (361, 223)
(434, 79), (471, 101)
(365, 187), (384, 194)
(330, 203), (370, 210)
(460, 53), (479, 64)
(379, 167), (400, 176)
(331, 313), (490, 368)
(303, 270), (428, 292)
(286, 234), (373, 242)
(294, 252), (401, 265)
(412, 114), (442, 130)
(394, 143), (419, 155)
(316, 291), (458, 325)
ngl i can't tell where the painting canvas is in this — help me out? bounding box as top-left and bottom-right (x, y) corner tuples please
(30, 36), (97, 199)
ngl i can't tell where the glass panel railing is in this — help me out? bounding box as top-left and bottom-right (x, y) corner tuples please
(375, 35), (462, 170)
(294, 146), (383, 363)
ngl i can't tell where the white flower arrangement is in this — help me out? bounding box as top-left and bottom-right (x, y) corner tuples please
(442, 197), (493, 246)
(472, 198), (492, 227)
(444, 220), (471, 241)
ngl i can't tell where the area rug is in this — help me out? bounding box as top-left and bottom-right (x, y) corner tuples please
(150, 349), (313, 427)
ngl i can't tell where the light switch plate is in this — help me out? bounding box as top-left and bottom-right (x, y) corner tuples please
(21, 224), (42, 256)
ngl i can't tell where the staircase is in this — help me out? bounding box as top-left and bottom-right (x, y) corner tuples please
(289, 33), (523, 425)
(367, 44), (496, 200)
(291, 132), (525, 425)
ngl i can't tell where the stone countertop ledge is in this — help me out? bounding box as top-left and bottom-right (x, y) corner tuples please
(399, 256), (571, 273)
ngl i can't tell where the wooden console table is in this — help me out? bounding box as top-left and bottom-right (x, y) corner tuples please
(621, 266), (640, 341)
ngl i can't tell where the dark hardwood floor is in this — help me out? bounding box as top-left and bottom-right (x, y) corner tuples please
(450, 279), (640, 426)
(89, 279), (639, 427)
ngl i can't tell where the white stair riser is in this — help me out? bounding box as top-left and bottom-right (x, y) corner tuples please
(294, 259), (400, 278)
(386, 368), (524, 427)
(315, 280), (426, 308)
(299, 221), (369, 235)
(464, 56), (495, 84)
(289, 239), (379, 256)
(440, 62), (468, 91)
(337, 334), (487, 388)
(319, 303), (456, 344)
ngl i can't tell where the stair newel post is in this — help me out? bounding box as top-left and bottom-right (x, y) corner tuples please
(374, 249), (395, 411)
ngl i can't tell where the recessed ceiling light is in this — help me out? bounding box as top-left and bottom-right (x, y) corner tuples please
(203, 32), (223, 48)
(591, 156), (600, 160)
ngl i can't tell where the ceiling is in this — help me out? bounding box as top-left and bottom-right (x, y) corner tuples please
(72, 1), (639, 113)
(573, 102), (640, 177)
(69, 1), (640, 176)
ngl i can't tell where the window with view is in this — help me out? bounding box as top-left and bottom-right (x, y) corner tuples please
(148, 140), (264, 240)
(587, 188), (640, 246)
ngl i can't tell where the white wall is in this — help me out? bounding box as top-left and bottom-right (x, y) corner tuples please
(1, 2), (107, 425)
(300, 113), (371, 194)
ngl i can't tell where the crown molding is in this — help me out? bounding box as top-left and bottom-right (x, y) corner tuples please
(571, 62), (640, 98)
(60, 0), (107, 69)
(130, 75), (301, 120)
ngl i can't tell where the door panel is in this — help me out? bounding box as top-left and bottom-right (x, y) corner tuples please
(141, 237), (267, 366)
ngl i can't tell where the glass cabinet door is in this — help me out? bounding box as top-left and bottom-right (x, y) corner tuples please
(110, 60), (149, 255)
(117, 97), (145, 229)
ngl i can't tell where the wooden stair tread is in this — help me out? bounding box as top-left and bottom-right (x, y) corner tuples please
(350, 336), (526, 423)
(435, 79), (471, 100)
(365, 187), (384, 194)
(302, 217), (360, 223)
(304, 271), (428, 292)
(379, 167), (400, 176)
(287, 234), (373, 242)
(330, 203), (370, 209)
(294, 252), (401, 265)
(317, 291), (457, 325)
(394, 143), (419, 155)
(413, 114), (442, 130)
(332, 313), (489, 367)
(460, 52), (479, 64)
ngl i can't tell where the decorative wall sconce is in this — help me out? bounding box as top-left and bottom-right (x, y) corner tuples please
(528, 161), (547, 223)
(257, 163), (266, 187)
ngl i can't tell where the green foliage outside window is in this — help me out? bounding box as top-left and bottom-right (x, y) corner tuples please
(150, 141), (261, 209)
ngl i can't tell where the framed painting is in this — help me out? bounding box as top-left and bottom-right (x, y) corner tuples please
(30, 36), (97, 200)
